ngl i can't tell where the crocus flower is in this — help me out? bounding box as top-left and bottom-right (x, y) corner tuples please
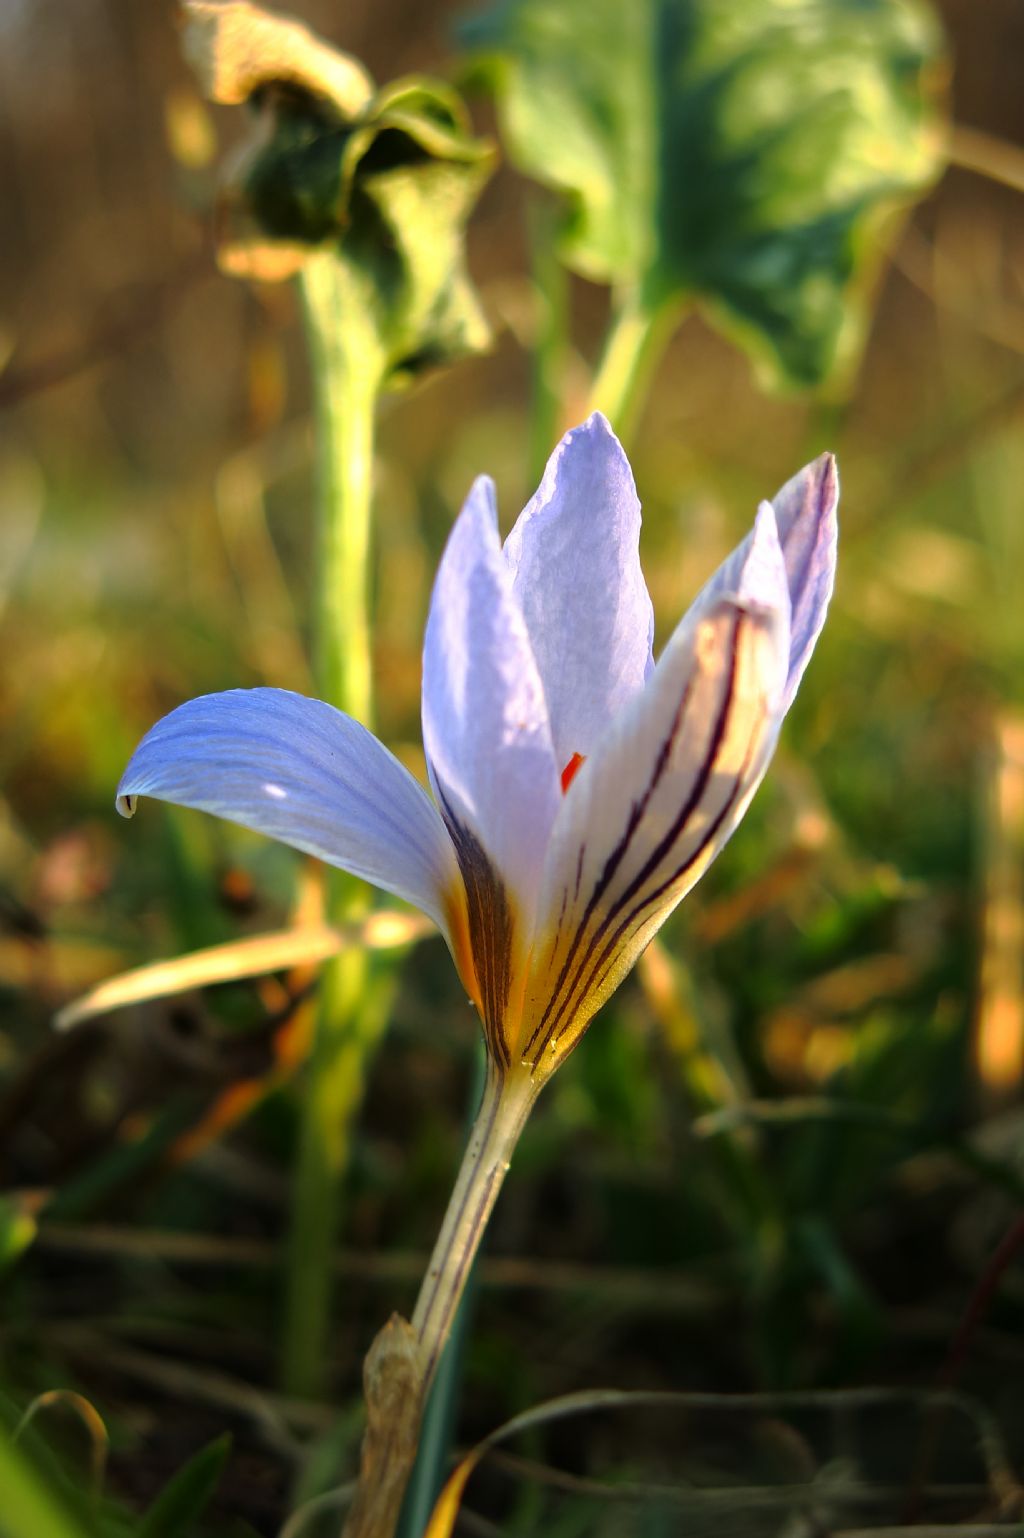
(118, 414), (837, 1087)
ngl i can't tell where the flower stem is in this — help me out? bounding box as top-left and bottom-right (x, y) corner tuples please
(412, 1065), (537, 1395)
(395, 1042), (489, 1538)
(282, 252), (388, 1399)
(303, 252), (383, 715)
(342, 1065), (539, 1538)
(588, 284), (682, 446)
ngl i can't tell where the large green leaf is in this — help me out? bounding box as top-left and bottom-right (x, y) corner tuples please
(460, 0), (947, 388)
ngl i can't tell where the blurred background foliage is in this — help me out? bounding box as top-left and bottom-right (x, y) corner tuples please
(1, 0), (1024, 1533)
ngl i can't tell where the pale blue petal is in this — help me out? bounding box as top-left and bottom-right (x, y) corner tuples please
(422, 476), (560, 915)
(117, 688), (459, 933)
(503, 413), (654, 765)
(769, 452), (838, 709)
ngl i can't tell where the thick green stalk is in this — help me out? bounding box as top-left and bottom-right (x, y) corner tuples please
(282, 253), (387, 1399)
(588, 285), (682, 446)
(303, 254), (381, 715)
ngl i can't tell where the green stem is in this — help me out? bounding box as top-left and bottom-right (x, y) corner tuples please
(303, 254), (381, 716)
(588, 286), (681, 446)
(282, 253), (387, 1400)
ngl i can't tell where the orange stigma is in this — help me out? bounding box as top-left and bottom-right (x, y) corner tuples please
(560, 752), (585, 794)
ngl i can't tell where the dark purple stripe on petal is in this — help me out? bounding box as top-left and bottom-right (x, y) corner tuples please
(535, 709), (767, 1066)
(435, 780), (515, 1068)
(523, 614), (744, 1062)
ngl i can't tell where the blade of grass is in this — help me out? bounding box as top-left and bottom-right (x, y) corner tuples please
(54, 911), (429, 1031)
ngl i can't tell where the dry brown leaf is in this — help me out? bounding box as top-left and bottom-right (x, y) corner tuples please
(181, 1), (373, 116)
(54, 910), (431, 1032)
(342, 1314), (425, 1538)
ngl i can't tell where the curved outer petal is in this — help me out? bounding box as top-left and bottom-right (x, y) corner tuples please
(769, 452), (838, 708)
(517, 505), (791, 1075)
(422, 474), (560, 916)
(117, 688), (461, 935)
(503, 412), (654, 764)
(690, 453), (838, 710)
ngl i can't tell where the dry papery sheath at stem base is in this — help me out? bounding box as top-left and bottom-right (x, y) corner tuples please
(116, 413), (837, 1535)
(117, 411), (837, 1097)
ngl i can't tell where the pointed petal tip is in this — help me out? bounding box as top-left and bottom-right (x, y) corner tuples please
(577, 408), (616, 438)
(753, 498), (780, 537)
(790, 451), (839, 536)
(446, 474), (502, 566)
(553, 411), (638, 504)
(733, 500), (790, 618)
(770, 450), (839, 709)
(464, 473), (498, 521)
(777, 450), (838, 518)
(526, 414), (633, 507)
(116, 791), (136, 819)
(815, 450), (839, 509)
(558, 411), (628, 464)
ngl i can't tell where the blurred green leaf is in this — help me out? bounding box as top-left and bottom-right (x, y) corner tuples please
(136, 1434), (230, 1538)
(44, 1099), (205, 1222)
(0, 1196), (36, 1274)
(0, 1422), (94, 1538)
(461, 0), (947, 387)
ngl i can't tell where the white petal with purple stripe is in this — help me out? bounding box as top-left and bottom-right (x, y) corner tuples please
(517, 508), (792, 1070)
